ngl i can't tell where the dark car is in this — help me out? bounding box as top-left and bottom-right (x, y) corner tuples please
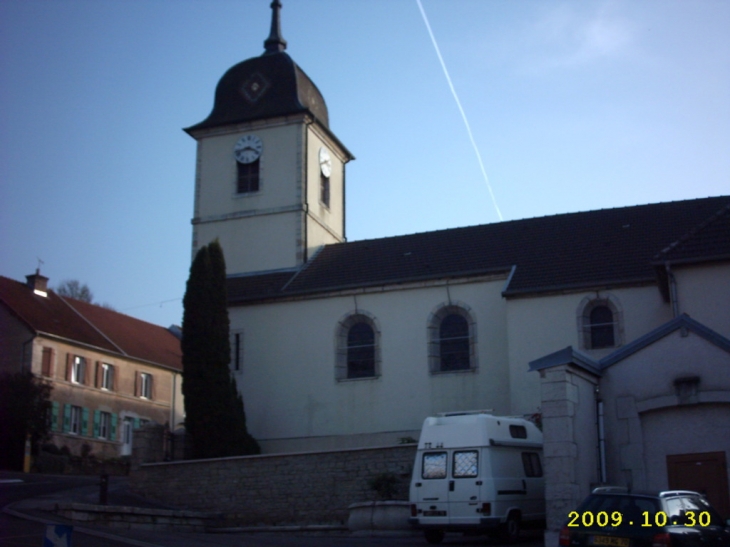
(560, 487), (730, 547)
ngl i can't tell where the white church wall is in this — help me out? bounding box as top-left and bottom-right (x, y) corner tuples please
(674, 263), (730, 336)
(506, 286), (673, 416)
(229, 275), (511, 452)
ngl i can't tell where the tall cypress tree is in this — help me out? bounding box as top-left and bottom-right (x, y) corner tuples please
(181, 241), (259, 459)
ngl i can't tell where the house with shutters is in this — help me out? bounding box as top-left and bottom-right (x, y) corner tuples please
(0, 271), (183, 459)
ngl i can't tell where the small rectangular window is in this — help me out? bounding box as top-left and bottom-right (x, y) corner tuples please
(139, 373), (152, 399)
(522, 452), (543, 477)
(510, 425), (527, 439)
(320, 173), (330, 207)
(453, 450), (478, 478)
(41, 347), (53, 377)
(237, 160), (260, 193)
(98, 411), (112, 439)
(71, 356), (86, 384)
(100, 364), (114, 390)
(70, 405), (83, 435)
(422, 452), (448, 479)
(231, 331), (243, 372)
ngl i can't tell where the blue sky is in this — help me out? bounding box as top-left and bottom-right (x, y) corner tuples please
(1, 0), (728, 327)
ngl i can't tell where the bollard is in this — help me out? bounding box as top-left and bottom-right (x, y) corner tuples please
(99, 473), (109, 505)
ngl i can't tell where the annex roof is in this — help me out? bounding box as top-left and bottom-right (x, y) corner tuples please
(227, 196), (730, 305)
(0, 276), (182, 371)
(529, 314), (730, 375)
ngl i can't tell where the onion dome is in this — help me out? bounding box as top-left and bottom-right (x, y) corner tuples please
(185, 1), (328, 134)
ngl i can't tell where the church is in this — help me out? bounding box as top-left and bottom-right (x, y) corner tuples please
(183, 0), (730, 465)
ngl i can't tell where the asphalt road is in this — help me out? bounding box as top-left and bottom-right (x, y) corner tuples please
(0, 472), (133, 546)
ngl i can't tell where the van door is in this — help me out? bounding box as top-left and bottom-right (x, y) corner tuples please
(415, 451), (450, 526)
(449, 449), (482, 525)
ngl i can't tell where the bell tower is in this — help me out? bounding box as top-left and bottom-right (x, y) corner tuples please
(185, 1), (354, 276)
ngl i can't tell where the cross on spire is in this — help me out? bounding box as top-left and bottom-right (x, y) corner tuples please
(264, 0), (287, 54)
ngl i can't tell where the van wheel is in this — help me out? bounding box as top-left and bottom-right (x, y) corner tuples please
(500, 512), (520, 543)
(424, 529), (445, 544)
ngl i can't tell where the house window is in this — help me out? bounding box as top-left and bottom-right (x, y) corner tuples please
(137, 372), (153, 399)
(320, 173), (330, 207)
(579, 296), (622, 350)
(41, 347), (54, 377)
(230, 331), (243, 372)
(336, 312), (380, 380)
(428, 304), (476, 373)
(237, 160), (259, 193)
(69, 405), (83, 435)
(98, 411), (112, 439)
(99, 363), (114, 390)
(71, 356), (86, 384)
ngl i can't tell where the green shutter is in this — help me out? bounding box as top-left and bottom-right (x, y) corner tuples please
(82, 408), (89, 436)
(110, 414), (118, 441)
(93, 410), (100, 438)
(133, 418), (140, 429)
(63, 404), (71, 433)
(51, 402), (59, 432)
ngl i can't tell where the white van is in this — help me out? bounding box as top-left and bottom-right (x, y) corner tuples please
(409, 411), (545, 544)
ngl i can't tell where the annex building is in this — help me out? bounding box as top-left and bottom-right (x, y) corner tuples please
(185, 3), (730, 522)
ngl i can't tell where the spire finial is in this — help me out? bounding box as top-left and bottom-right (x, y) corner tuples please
(264, 0), (287, 54)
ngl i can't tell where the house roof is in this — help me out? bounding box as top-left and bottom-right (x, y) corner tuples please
(0, 276), (182, 371)
(228, 196), (730, 305)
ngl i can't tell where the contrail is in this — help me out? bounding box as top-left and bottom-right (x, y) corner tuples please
(416, 0), (503, 221)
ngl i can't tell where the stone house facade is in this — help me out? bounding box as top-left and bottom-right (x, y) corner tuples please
(0, 272), (184, 460)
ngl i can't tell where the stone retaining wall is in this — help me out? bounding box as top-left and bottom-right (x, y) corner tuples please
(129, 444), (417, 526)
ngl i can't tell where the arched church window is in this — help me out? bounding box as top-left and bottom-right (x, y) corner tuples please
(237, 160), (260, 193)
(578, 296), (622, 350)
(428, 304), (477, 373)
(347, 322), (375, 378)
(336, 312), (380, 381)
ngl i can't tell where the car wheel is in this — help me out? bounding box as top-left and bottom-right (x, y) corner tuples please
(500, 512), (520, 543)
(424, 529), (445, 544)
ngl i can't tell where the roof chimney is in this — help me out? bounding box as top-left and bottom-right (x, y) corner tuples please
(26, 269), (49, 297)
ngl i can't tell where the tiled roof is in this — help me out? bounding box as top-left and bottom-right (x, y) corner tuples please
(228, 196), (730, 304)
(0, 276), (182, 371)
(653, 203), (730, 265)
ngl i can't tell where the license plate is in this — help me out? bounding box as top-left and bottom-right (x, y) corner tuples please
(591, 535), (630, 547)
(423, 510), (446, 517)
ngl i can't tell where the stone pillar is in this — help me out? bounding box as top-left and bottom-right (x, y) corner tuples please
(540, 364), (599, 546)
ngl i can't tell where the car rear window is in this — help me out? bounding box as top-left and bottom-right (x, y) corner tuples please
(577, 495), (661, 529)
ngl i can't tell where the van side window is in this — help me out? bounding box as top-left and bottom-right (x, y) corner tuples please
(453, 450), (478, 478)
(522, 452), (543, 477)
(422, 452), (448, 479)
(510, 425), (527, 438)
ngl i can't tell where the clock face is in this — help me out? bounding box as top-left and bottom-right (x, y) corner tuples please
(234, 135), (263, 164)
(319, 147), (332, 178)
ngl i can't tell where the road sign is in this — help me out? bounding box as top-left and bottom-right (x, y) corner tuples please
(44, 524), (72, 547)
